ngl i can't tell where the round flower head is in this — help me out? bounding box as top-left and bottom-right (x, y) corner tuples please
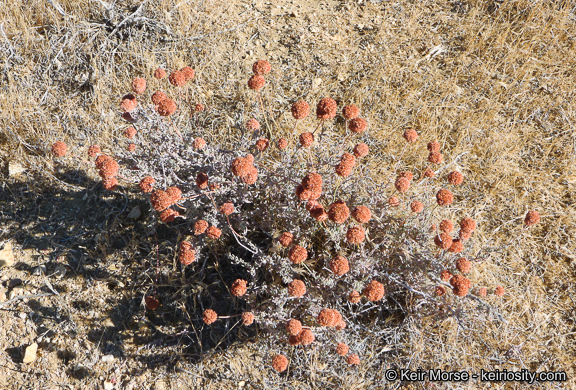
(447, 171), (464, 185)
(179, 241), (195, 265)
(330, 255), (349, 276)
(241, 312), (255, 326)
(145, 296), (159, 310)
(424, 167), (435, 178)
(342, 104), (360, 120)
(88, 145), (101, 158)
(196, 172), (209, 189)
(220, 202), (234, 216)
(151, 90), (167, 105)
(310, 204), (328, 221)
(440, 270), (452, 282)
(291, 100), (310, 119)
(363, 280), (385, 301)
(439, 219), (454, 233)
(299, 132), (314, 147)
(203, 309), (217, 325)
(192, 137), (206, 150)
(194, 103), (205, 112)
(180, 66), (195, 81)
(231, 156), (252, 177)
(524, 210), (540, 227)
(132, 77), (146, 94)
(435, 286), (446, 296)
(395, 177), (411, 193)
(159, 208), (179, 223)
(150, 190), (172, 211)
(428, 152), (444, 164)
(403, 128), (418, 142)
(51, 141), (67, 157)
(287, 279), (306, 297)
(448, 239), (464, 253)
(288, 335), (301, 346)
(252, 59), (271, 75)
(346, 354), (360, 365)
(272, 354), (288, 372)
(157, 98), (177, 116)
(256, 138), (269, 151)
(434, 232), (453, 250)
(335, 152), (356, 177)
(120, 94), (137, 113)
(127, 143), (136, 152)
(495, 286), (505, 297)
(95, 154), (112, 169)
(450, 274), (471, 297)
(278, 232), (294, 247)
(277, 138), (288, 149)
(352, 206), (371, 223)
(247, 74), (265, 91)
(398, 171), (414, 181)
(99, 158), (119, 178)
(316, 97), (337, 120)
(427, 140), (440, 153)
(346, 226), (365, 244)
(478, 287), (487, 297)
(460, 217), (477, 232)
(298, 329), (315, 345)
(124, 127), (137, 139)
(164, 187), (181, 203)
(206, 226), (222, 239)
(336, 343), (349, 356)
(410, 201), (424, 213)
(328, 200), (350, 224)
(246, 119), (260, 131)
(302, 173), (323, 194)
(194, 220), (209, 235)
(436, 189), (454, 206)
(102, 176), (118, 191)
(154, 68), (166, 79)
(241, 167), (258, 185)
(231, 279), (247, 297)
(286, 319), (302, 336)
(246, 153), (255, 164)
(455, 257), (472, 273)
(353, 143), (369, 158)
(289, 245), (308, 264)
(348, 290), (361, 303)
(168, 70), (186, 87)
(388, 196), (400, 207)
(317, 308), (337, 327)
(348, 117), (367, 134)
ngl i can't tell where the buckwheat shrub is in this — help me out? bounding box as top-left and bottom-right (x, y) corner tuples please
(100, 63), (511, 378)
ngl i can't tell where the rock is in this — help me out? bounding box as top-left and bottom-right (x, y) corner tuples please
(127, 206), (141, 219)
(0, 241), (15, 268)
(8, 279), (22, 289)
(23, 342), (38, 363)
(309, 26), (320, 33)
(33, 265), (47, 276)
(54, 264), (67, 278)
(102, 354), (114, 363)
(103, 381), (114, 390)
(7, 161), (26, 177)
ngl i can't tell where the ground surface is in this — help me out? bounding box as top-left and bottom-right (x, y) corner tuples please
(0, 0), (575, 389)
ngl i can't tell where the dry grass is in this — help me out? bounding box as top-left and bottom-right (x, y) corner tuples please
(1, 0), (575, 388)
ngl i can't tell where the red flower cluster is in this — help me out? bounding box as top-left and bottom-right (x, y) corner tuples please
(95, 155), (119, 191)
(291, 100), (310, 119)
(231, 154), (258, 185)
(51, 141), (67, 157)
(316, 97), (337, 120)
(179, 241), (195, 265)
(335, 152), (356, 177)
(363, 280), (385, 301)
